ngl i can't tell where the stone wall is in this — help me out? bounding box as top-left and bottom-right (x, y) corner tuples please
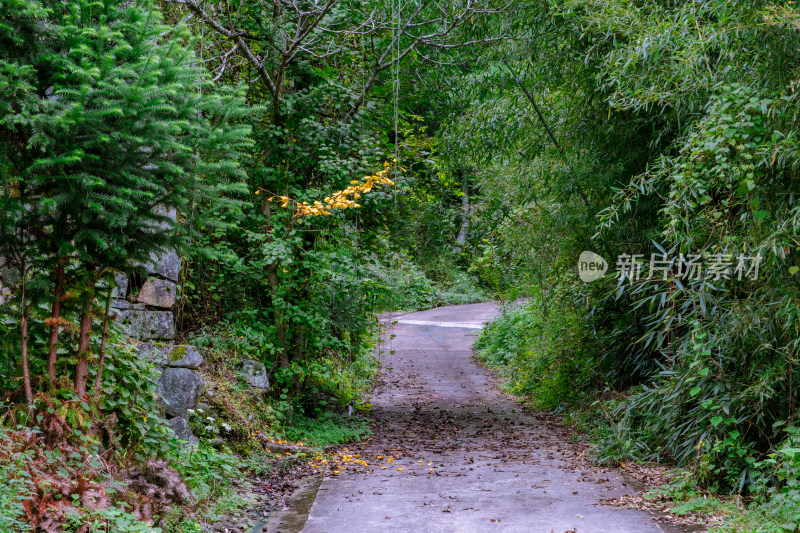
(1, 210), (204, 443)
(110, 250), (181, 342)
(0, 256), (18, 306)
(110, 252), (206, 445)
(136, 343), (205, 445)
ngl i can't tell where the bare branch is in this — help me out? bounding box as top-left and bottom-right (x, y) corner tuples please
(159, 12), (194, 37)
(342, 0), (428, 123)
(212, 43), (239, 82)
(286, 0), (340, 57)
(165, 0), (278, 96)
(165, 0), (511, 124)
(415, 35), (507, 49)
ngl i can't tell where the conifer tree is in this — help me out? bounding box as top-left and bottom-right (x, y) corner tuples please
(0, 0), (251, 398)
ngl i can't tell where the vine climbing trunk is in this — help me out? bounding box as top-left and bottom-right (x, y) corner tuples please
(268, 265), (290, 369)
(271, 58), (285, 126)
(262, 197), (290, 369)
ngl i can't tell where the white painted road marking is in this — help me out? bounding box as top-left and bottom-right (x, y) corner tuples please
(396, 319), (485, 329)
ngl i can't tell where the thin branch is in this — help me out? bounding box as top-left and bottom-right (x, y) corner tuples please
(501, 59), (593, 214)
(343, 0), (429, 123)
(166, 0), (279, 96)
(212, 43), (240, 81)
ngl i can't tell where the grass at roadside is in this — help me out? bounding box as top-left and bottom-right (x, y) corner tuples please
(564, 401), (800, 533)
(285, 411), (372, 448)
(476, 301), (800, 533)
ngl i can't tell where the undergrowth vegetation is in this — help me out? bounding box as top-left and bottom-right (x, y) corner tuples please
(465, 3), (800, 529)
(1, 0), (493, 528)
(12, 0), (800, 529)
(474, 296), (595, 410)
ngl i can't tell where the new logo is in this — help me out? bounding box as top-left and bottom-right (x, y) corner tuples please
(578, 251), (608, 282)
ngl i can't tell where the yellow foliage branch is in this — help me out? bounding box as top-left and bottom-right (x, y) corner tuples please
(255, 162), (397, 218)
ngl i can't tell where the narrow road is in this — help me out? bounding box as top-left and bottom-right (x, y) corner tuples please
(300, 302), (667, 533)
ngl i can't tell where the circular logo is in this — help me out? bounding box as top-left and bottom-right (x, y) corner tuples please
(578, 251), (608, 282)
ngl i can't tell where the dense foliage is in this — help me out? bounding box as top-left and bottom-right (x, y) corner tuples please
(6, 0), (800, 529)
(0, 0), (251, 400)
(1, 0), (494, 528)
(465, 0), (800, 526)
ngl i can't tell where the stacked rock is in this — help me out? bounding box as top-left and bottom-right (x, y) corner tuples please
(111, 250), (181, 341)
(112, 249), (205, 446)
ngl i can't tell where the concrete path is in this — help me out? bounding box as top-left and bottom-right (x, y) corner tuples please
(300, 302), (667, 533)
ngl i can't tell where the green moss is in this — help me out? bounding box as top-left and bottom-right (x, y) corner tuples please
(169, 346), (188, 361)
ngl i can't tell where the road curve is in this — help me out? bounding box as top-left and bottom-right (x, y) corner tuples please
(299, 302), (667, 533)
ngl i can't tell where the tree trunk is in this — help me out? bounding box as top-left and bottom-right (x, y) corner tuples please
(262, 197), (290, 368)
(455, 174), (470, 254)
(19, 263), (33, 408)
(46, 258), (66, 384)
(267, 264), (290, 368)
(94, 285), (113, 393)
(74, 277), (96, 399)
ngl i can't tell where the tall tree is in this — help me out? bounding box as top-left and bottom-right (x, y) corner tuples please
(0, 0), (252, 397)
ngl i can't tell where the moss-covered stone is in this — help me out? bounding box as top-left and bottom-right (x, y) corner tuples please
(169, 345), (188, 361)
(135, 343), (203, 369)
(157, 367), (205, 418)
(240, 359), (269, 391)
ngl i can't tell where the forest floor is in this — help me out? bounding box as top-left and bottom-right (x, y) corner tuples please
(272, 302), (706, 533)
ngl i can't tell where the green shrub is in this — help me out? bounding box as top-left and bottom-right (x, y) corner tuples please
(475, 296), (596, 409)
(361, 250), (439, 312)
(171, 443), (241, 502)
(434, 268), (487, 307)
(100, 338), (174, 456)
(0, 427), (35, 532)
(73, 505), (163, 533)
